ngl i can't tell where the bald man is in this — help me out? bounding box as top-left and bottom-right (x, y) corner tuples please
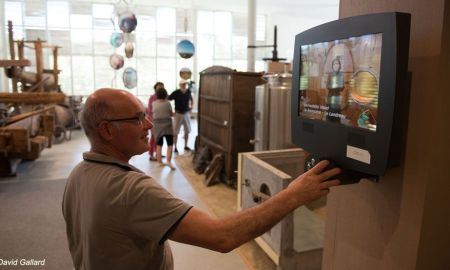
(62, 88), (340, 270)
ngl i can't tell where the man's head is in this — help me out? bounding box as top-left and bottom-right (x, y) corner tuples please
(81, 88), (152, 161)
(179, 79), (188, 92)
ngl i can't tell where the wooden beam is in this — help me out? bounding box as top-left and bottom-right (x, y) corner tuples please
(34, 39), (44, 92)
(7, 21), (18, 93)
(0, 92), (65, 105)
(1, 106), (55, 127)
(0, 59), (31, 67)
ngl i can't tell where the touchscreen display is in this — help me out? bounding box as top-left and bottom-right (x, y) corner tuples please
(298, 33), (382, 132)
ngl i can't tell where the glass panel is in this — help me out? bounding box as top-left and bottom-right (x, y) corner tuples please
(137, 15), (156, 32)
(11, 26), (24, 39)
(197, 34), (214, 73)
(215, 35), (231, 59)
(50, 55), (72, 95)
(71, 2), (92, 15)
(197, 10), (213, 34)
(136, 31), (156, 57)
(71, 14), (92, 29)
(214, 12), (232, 35)
(232, 13), (246, 35)
(134, 5), (155, 17)
(47, 1), (70, 28)
(48, 30), (71, 55)
(136, 57), (157, 96)
(94, 56), (114, 89)
(156, 58), (176, 92)
(232, 35), (247, 59)
(93, 4), (114, 29)
(93, 4), (114, 19)
(256, 14), (266, 41)
(71, 29), (92, 54)
(214, 60), (231, 68)
(94, 29), (116, 55)
(5, 1), (23, 26)
(156, 7), (176, 35)
(255, 60), (265, 72)
(156, 35), (175, 57)
(25, 29), (46, 40)
(24, 0), (46, 28)
(232, 60), (247, 72)
(255, 40), (270, 60)
(72, 56), (94, 96)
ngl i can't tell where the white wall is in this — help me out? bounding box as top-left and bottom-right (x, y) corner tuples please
(265, 4), (339, 62)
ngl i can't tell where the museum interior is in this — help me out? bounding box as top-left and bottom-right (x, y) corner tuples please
(0, 0), (449, 270)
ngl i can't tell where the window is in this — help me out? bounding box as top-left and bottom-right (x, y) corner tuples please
(4, 2), (23, 26)
(47, 1), (70, 28)
(3, 1), (267, 97)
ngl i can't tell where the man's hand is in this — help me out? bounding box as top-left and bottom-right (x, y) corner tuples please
(286, 160), (341, 206)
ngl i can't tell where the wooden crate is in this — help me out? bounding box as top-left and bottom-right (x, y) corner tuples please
(238, 148), (326, 270)
(198, 66), (263, 186)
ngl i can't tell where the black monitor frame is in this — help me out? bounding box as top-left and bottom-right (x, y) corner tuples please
(291, 12), (411, 177)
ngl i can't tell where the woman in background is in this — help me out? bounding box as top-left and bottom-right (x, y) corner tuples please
(147, 82), (164, 161)
(152, 88), (175, 170)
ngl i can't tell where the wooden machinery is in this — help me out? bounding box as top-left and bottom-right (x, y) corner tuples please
(0, 107), (55, 176)
(0, 21), (68, 177)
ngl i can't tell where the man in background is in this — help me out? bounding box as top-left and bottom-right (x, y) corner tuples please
(169, 79), (193, 153)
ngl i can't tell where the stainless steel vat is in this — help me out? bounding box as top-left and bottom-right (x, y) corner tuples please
(252, 72), (295, 151)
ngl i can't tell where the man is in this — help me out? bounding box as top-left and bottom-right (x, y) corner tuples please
(63, 88), (340, 270)
(168, 80), (193, 153)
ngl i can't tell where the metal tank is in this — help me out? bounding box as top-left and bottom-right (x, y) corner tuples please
(251, 72), (296, 151)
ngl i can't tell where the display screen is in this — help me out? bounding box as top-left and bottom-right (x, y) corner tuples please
(298, 33), (382, 131)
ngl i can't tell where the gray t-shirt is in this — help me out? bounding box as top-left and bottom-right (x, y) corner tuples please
(62, 152), (192, 270)
(152, 100), (173, 141)
(152, 100), (172, 120)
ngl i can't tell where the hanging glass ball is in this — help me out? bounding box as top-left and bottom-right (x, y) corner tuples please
(110, 32), (124, 48)
(179, 67), (192, 80)
(176, 40), (195, 59)
(118, 11), (137, 33)
(123, 67), (137, 89)
(125, 42), (134, 58)
(109, 54), (124, 70)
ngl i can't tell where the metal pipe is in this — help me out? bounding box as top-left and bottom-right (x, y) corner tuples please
(247, 0), (256, 72)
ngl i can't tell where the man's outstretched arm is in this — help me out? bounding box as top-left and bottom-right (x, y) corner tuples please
(169, 160), (340, 253)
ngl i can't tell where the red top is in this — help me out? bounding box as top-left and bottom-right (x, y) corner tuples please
(147, 94), (158, 120)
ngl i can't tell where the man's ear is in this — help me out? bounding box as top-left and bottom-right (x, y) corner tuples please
(97, 121), (114, 141)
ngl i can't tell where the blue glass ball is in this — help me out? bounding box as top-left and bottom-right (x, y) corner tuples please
(176, 40), (195, 59)
(110, 32), (124, 48)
